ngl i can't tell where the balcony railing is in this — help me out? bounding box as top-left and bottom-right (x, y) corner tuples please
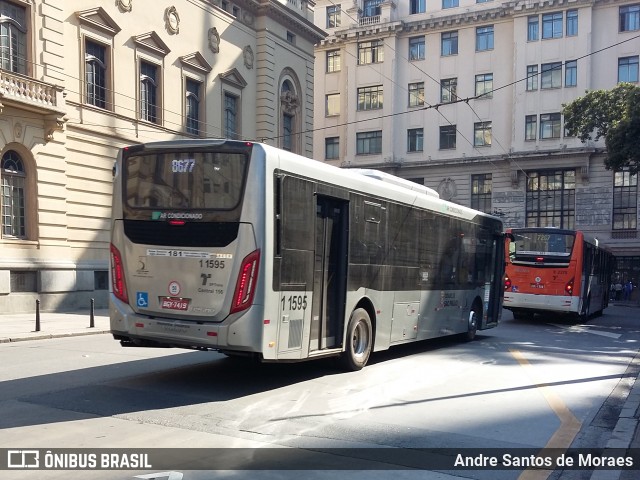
(359, 15), (381, 26)
(0, 70), (61, 110)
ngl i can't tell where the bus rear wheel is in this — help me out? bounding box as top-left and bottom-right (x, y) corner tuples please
(341, 308), (373, 371)
(465, 306), (480, 341)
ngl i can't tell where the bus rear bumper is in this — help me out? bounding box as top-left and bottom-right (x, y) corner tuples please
(503, 292), (579, 314)
(109, 296), (262, 352)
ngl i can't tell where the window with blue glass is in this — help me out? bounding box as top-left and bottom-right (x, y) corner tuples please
(542, 12), (563, 39)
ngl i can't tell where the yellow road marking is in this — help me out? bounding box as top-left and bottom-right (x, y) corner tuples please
(511, 349), (582, 480)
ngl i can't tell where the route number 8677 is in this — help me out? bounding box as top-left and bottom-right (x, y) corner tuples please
(281, 295), (308, 311)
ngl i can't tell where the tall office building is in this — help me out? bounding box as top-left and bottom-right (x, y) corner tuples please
(313, 0), (640, 285)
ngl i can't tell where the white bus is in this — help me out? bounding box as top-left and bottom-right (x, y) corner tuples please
(110, 140), (505, 370)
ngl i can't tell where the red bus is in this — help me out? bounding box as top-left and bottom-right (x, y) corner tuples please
(504, 228), (614, 321)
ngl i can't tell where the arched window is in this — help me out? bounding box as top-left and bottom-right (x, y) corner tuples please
(280, 79), (299, 152)
(1, 150), (26, 238)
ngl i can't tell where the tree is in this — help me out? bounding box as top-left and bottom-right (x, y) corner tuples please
(562, 83), (640, 175)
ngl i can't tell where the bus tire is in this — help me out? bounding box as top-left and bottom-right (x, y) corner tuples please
(341, 308), (373, 371)
(465, 306), (480, 341)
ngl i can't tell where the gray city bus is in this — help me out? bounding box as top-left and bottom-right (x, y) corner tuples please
(110, 139), (505, 370)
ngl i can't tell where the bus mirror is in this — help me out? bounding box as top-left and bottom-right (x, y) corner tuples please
(505, 233), (515, 241)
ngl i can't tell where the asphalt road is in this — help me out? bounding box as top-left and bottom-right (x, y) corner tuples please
(0, 306), (638, 480)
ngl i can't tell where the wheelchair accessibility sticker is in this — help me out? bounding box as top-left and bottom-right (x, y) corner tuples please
(137, 292), (149, 308)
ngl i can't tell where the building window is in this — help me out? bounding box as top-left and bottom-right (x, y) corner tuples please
(326, 93), (340, 116)
(526, 65), (538, 91)
(325, 137), (339, 160)
(539, 113), (562, 139)
(407, 128), (424, 152)
(441, 31), (458, 56)
(474, 121), (492, 147)
(326, 50), (341, 72)
(620, 5), (640, 32)
(541, 62), (562, 89)
(185, 78), (201, 135)
(439, 125), (457, 149)
(526, 170), (575, 228)
(471, 174), (492, 214)
(475, 73), (493, 98)
(613, 169), (638, 230)
(10, 271), (37, 292)
(283, 114), (293, 151)
(224, 92), (239, 139)
(1, 150), (26, 239)
(525, 115), (537, 141)
(140, 61), (158, 123)
(358, 39), (384, 65)
(542, 12), (563, 39)
(566, 10), (578, 36)
(85, 39), (108, 109)
(408, 82), (424, 107)
(409, 36), (425, 61)
(286, 31), (295, 44)
(280, 79), (299, 152)
(0, 0), (27, 74)
(356, 130), (382, 155)
(528, 16), (539, 41)
(410, 0), (426, 14)
(476, 26), (494, 51)
(409, 0), (427, 15)
(357, 85), (383, 111)
(94, 271), (109, 290)
(618, 56), (639, 83)
(326, 5), (341, 28)
(443, 0), (459, 9)
(565, 60), (577, 87)
(363, 0), (382, 18)
(441, 78), (457, 103)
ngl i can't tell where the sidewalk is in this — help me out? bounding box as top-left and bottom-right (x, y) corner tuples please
(0, 308), (110, 343)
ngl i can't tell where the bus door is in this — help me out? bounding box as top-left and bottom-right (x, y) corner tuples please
(485, 232), (505, 325)
(310, 196), (348, 352)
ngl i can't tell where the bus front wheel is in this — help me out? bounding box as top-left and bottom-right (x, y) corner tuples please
(341, 308), (373, 371)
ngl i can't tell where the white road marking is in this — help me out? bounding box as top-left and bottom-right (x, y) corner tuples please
(549, 323), (621, 339)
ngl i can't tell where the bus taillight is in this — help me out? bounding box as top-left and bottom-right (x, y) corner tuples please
(110, 244), (129, 304)
(504, 275), (512, 290)
(230, 249), (260, 314)
(565, 278), (575, 295)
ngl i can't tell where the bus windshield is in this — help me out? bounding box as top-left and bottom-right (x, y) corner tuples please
(124, 150), (249, 211)
(511, 230), (575, 257)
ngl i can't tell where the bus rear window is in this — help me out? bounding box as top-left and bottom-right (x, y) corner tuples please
(511, 231), (574, 257)
(124, 151), (248, 210)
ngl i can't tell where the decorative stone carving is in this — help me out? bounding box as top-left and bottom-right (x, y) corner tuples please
(208, 27), (220, 54)
(14, 122), (23, 140)
(44, 114), (67, 143)
(437, 177), (457, 201)
(280, 90), (299, 115)
(117, 0), (133, 13)
(242, 11), (255, 26)
(165, 6), (180, 34)
(243, 45), (254, 69)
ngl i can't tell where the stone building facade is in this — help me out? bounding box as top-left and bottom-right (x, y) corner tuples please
(312, 0), (640, 287)
(0, 0), (324, 313)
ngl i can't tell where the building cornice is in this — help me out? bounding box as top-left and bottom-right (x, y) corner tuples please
(320, 0), (604, 46)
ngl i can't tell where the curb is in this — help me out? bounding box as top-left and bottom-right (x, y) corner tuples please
(589, 351), (640, 480)
(0, 329), (111, 344)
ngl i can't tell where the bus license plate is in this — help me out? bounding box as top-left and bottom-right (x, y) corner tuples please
(160, 297), (190, 310)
